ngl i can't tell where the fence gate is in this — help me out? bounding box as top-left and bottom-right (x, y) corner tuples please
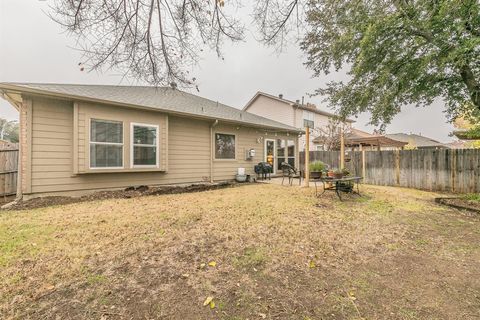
(0, 145), (18, 198)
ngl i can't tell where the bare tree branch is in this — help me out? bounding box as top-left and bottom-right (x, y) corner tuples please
(50, 0), (250, 86)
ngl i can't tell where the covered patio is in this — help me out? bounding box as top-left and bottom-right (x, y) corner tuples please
(345, 129), (407, 151)
(313, 128), (408, 151)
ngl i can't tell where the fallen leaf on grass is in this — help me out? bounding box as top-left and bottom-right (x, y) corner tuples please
(348, 290), (356, 300)
(45, 284), (55, 291)
(203, 296), (213, 306)
(309, 261), (316, 268)
(208, 261), (217, 267)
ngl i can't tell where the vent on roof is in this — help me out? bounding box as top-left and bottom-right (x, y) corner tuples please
(279, 94), (283, 99)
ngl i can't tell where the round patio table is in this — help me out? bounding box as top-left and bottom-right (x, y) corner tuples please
(312, 176), (363, 200)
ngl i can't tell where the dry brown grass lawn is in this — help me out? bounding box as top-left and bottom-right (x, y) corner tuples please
(1, 184), (479, 319)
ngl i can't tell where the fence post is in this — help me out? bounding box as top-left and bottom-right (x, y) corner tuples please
(451, 149), (456, 192)
(340, 130), (345, 169)
(304, 126), (310, 187)
(395, 149), (400, 186)
(362, 150), (366, 179)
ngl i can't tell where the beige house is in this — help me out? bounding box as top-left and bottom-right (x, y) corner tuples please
(243, 92), (354, 151)
(0, 83), (301, 199)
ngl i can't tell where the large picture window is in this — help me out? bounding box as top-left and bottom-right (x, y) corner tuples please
(131, 123), (158, 167)
(90, 119), (123, 168)
(215, 133), (236, 159)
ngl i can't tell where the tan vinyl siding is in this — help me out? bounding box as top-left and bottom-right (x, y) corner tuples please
(245, 95), (295, 127)
(29, 97), (73, 194)
(296, 108), (332, 151)
(18, 98), (32, 194)
(25, 96), (297, 196)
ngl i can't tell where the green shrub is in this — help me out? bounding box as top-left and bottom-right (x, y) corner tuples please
(309, 161), (326, 172)
(462, 193), (480, 202)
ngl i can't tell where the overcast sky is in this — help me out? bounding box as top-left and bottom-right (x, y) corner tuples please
(0, 0), (456, 142)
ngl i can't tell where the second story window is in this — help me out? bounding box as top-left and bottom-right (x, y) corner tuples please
(303, 110), (315, 128)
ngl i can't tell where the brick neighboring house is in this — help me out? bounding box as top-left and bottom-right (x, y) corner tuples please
(243, 92), (354, 151)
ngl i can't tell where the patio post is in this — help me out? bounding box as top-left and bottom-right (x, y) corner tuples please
(340, 128), (345, 169)
(361, 145), (366, 179)
(304, 126), (310, 187)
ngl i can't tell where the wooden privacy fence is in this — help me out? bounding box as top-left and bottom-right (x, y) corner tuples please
(300, 149), (480, 193)
(0, 145), (18, 197)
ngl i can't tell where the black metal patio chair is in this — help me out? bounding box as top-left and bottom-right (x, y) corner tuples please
(280, 162), (302, 186)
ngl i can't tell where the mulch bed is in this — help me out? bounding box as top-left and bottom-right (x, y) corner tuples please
(2, 182), (237, 211)
(435, 197), (480, 214)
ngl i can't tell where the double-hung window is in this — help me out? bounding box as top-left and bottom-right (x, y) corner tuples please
(131, 123), (159, 167)
(90, 119), (124, 168)
(303, 110), (315, 128)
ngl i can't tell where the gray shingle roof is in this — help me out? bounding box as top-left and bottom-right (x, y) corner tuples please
(0, 83), (301, 132)
(385, 133), (447, 148)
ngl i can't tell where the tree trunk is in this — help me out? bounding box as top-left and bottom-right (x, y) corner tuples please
(460, 64), (480, 111)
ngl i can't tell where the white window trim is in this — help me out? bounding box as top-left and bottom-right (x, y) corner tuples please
(130, 122), (160, 168)
(89, 119), (124, 170)
(214, 132), (237, 161)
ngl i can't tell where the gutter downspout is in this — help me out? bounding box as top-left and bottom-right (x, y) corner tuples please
(210, 119), (219, 183)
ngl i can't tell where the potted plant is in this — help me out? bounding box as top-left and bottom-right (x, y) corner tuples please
(309, 161), (326, 179)
(327, 169), (335, 178)
(333, 169), (344, 179)
(341, 168), (350, 177)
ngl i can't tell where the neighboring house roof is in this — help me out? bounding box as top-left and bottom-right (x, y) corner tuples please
(243, 91), (355, 123)
(348, 128), (376, 139)
(445, 141), (468, 149)
(312, 128), (373, 143)
(0, 83), (302, 133)
(313, 128), (407, 148)
(385, 133), (447, 148)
